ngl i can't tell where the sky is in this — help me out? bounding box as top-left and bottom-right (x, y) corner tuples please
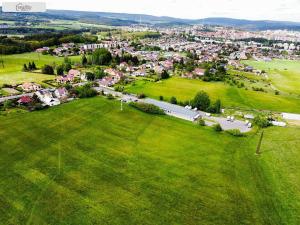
(3, 0), (300, 22)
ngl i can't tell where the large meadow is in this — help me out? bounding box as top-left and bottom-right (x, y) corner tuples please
(0, 53), (80, 85)
(125, 77), (300, 113)
(0, 97), (300, 225)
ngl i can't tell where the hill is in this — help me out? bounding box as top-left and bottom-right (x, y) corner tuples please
(1, 7), (300, 30)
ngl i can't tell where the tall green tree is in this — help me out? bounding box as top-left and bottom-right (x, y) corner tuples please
(192, 91), (211, 111)
(92, 48), (112, 65)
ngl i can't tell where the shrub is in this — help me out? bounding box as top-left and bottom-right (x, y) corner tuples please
(56, 65), (64, 75)
(198, 118), (206, 126)
(253, 115), (271, 128)
(129, 102), (165, 115)
(227, 129), (245, 137)
(160, 70), (170, 79)
(107, 94), (115, 99)
(74, 84), (97, 98)
(137, 93), (146, 99)
(159, 95), (164, 101)
(170, 96), (177, 104)
(275, 90), (280, 95)
(208, 99), (221, 114)
(42, 65), (54, 75)
(213, 123), (223, 132)
(114, 86), (124, 92)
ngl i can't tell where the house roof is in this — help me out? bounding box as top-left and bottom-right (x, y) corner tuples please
(18, 96), (32, 104)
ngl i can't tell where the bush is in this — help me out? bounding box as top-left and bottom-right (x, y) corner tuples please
(198, 118), (206, 126)
(160, 70), (170, 79)
(227, 129), (245, 137)
(114, 86), (124, 92)
(86, 72), (95, 81)
(74, 84), (97, 98)
(56, 65), (64, 75)
(129, 102), (165, 115)
(253, 115), (271, 128)
(170, 96), (177, 104)
(42, 65), (54, 75)
(137, 93), (146, 99)
(107, 94), (115, 99)
(213, 123), (223, 132)
(208, 99), (221, 114)
(159, 95), (164, 101)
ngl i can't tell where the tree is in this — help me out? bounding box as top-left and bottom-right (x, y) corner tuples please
(56, 65), (64, 75)
(81, 54), (87, 66)
(94, 67), (106, 79)
(192, 91), (210, 111)
(22, 64), (28, 72)
(42, 65), (54, 75)
(31, 61), (37, 70)
(208, 99), (221, 114)
(28, 62), (32, 70)
(253, 115), (271, 128)
(92, 48), (112, 65)
(160, 70), (170, 79)
(75, 83), (97, 98)
(64, 63), (72, 73)
(86, 72), (95, 81)
(170, 96), (177, 104)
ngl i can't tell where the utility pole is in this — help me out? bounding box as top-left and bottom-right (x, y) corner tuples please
(120, 99), (123, 111)
(256, 130), (264, 155)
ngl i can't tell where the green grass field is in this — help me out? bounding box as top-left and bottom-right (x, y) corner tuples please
(0, 53), (80, 86)
(244, 59), (300, 95)
(125, 77), (300, 113)
(0, 97), (299, 224)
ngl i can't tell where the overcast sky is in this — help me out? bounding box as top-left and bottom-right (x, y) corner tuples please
(3, 0), (300, 22)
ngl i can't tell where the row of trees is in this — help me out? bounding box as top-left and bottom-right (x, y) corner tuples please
(81, 48), (140, 67)
(0, 32), (97, 55)
(23, 62), (37, 71)
(163, 91), (221, 114)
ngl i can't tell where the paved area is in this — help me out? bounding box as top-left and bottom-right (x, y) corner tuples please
(143, 98), (200, 121)
(282, 113), (300, 121)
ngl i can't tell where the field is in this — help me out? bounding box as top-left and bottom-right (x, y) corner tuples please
(244, 59), (300, 95)
(125, 77), (300, 113)
(0, 97), (300, 224)
(0, 53), (80, 86)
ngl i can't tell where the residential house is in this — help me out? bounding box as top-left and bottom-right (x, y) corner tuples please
(19, 82), (41, 92)
(193, 68), (205, 76)
(17, 96), (33, 105)
(54, 87), (69, 100)
(35, 90), (60, 106)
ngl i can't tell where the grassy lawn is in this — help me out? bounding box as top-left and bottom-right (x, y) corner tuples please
(0, 53), (80, 86)
(0, 97), (299, 224)
(125, 77), (300, 113)
(244, 59), (300, 95)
